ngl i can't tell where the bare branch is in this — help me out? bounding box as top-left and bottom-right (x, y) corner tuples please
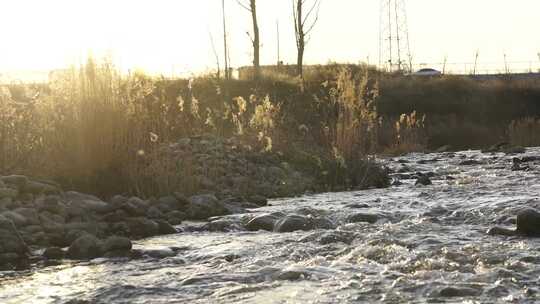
(236, 0), (252, 11)
(302, 0), (320, 28)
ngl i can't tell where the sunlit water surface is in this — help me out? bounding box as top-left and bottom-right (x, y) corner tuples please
(2, 149), (540, 303)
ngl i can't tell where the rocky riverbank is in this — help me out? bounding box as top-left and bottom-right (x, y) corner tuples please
(0, 174), (271, 269)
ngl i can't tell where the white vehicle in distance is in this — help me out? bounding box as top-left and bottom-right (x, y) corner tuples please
(412, 68), (442, 76)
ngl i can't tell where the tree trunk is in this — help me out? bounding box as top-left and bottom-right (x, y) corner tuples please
(296, 0), (304, 77)
(251, 0), (260, 79)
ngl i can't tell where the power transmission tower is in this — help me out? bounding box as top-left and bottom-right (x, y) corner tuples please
(378, 0), (412, 73)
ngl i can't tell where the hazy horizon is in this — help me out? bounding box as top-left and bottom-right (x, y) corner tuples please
(1, 0), (539, 77)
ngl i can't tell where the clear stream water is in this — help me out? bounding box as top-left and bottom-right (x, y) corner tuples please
(1, 149), (540, 303)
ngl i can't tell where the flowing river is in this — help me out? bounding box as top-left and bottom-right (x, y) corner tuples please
(1, 148), (540, 303)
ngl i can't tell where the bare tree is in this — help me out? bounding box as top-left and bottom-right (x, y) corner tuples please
(293, 0), (321, 77)
(237, 0), (260, 79)
(209, 31), (221, 79)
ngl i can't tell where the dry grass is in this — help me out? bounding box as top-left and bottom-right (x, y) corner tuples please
(7, 60), (538, 196)
(508, 117), (540, 147)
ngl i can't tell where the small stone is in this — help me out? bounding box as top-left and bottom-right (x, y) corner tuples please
(415, 175), (432, 186)
(43, 247), (65, 260)
(346, 213), (378, 224)
(439, 286), (481, 297)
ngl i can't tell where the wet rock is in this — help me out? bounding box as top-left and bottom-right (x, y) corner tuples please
(274, 215), (313, 232)
(346, 203), (370, 209)
(156, 219), (177, 234)
(142, 248), (177, 259)
(415, 174), (432, 186)
(126, 217), (159, 238)
(346, 212), (378, 224)
(187, 194), (228, 220)
(275, 268), (310, 281)
(248, 195), (268, 207)
(311, 217), (336, 229)
(516, 208), (540, 236)
(202, 219), (244, 232)
(43, 247), (65, 260)
(101, 236), (132, 253)
(438, 286), (481, 297)
(459, 159), (484, 166)
(319, 231), (356, 244)
(487, 226), (517, 236)
(165, 210), (185, 225)
(67, 234), (103, 259)
(245, 214), (281, 231)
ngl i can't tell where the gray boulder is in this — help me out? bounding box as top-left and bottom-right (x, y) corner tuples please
(187, 194), (228, 220)
(67, 234), (103, 259)
(101, 236), (132, 253)
(156, 220), (177, 235)
(126, 217), (159, 238)
(166, 211), (185, 225)
(274, 215), (313, 232)
(245, 213), (281, 231)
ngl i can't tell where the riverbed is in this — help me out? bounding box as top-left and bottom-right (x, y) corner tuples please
(1, 148), (540, 303)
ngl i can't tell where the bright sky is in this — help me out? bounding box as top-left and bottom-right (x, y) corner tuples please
(0, 0), (539, 76)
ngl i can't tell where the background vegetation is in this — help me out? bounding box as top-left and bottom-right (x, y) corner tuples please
(2, 60), (539, 198)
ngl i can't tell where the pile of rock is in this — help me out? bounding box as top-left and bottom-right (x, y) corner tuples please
(0, 174), (267, 269)
(152, 135), (316, 199)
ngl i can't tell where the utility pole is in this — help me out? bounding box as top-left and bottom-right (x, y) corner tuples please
(378, 0), (412, 73)
(473, 49), (479, 75)
(222, 0), (230, 80)
(442, 55), (447, 75)
(276, 20), (280, 67)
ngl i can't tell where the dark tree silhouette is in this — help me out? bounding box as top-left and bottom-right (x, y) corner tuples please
(237, 0), (260, 79)
(293, 0), (321, 78)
